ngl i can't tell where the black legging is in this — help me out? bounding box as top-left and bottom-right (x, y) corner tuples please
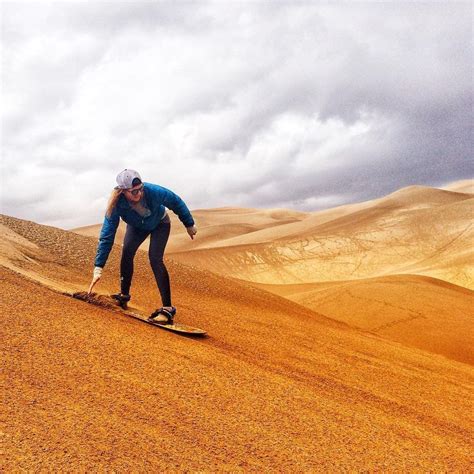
(120, 213), (171, 306)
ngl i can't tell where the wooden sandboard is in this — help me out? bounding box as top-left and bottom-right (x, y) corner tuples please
(70, 292), (207, 336)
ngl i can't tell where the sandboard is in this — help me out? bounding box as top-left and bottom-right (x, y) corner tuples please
(71, 292), (207, 336)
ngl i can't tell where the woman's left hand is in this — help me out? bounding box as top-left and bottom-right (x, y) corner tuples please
(186, 225), (197, 240)
(88, 266), (103, 294)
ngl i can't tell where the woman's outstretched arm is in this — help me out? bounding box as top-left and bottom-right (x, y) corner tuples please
(94, 208), (120, 268)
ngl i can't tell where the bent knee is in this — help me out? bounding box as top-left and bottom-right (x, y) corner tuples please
(149, 255), (165, 266)
(122, 249), (138, 260)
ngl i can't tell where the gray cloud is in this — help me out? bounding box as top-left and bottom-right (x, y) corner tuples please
(1, 2), (472, 228)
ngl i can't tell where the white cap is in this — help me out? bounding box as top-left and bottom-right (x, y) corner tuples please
(116, 169), (142, 189)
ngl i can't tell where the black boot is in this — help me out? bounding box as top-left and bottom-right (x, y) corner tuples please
(111, 293), (131, 309)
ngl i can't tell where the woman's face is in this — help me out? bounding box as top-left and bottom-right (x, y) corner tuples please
(124, 183), (144, 203)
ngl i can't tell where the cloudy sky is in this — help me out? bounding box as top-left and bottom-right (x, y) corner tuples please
(1, 1), (472, 229)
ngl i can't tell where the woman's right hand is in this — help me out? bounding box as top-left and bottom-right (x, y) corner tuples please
(186, 225), (197, 240)
(88, 266), (103, 294)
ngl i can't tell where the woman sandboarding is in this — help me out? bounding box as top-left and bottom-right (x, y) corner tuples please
(88, 169), (197, 324)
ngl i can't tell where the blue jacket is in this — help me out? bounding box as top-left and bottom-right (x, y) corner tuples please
(94, 182), (194, 268)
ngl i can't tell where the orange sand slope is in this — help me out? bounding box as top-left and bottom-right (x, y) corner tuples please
(2, 214), (474, 471)
(248, 274), (474, 365)
(166, 185), (474, 289)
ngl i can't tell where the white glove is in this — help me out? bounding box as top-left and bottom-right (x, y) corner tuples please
(93, 267), (103, 279)
(88, 266), (103, 294)
(186, 225), (197, 240)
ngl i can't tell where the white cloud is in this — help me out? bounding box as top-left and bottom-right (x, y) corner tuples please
(1, 1), (472, 228)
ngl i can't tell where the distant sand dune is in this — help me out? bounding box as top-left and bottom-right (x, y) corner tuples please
(73, 183), (473, 287)
(73, 206), (310, 253)
(164, 186), (474, 290)
(441, 179), (474, 194)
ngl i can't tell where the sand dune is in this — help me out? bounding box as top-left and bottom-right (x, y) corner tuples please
(1, 213), (474, 471)
(441, 178), (474, 194)
(68, 183), (474, 364)
(73, 206), (309, 253)
(72, 183), (473, 291)
(70, 183), (474, 362)
(73, 179), (472, 250)
(165, 186), (474, 289)
(248, 274), (474, 365)
(0, 222), (39, 267)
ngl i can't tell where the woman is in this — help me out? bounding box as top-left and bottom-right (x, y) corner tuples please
(89, 169), (197, 324)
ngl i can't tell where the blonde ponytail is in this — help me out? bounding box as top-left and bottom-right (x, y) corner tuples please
(105, 187), (123, 218)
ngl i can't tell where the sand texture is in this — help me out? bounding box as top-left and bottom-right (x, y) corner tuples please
(249, 274), (474, 365)
(1, 207), (474, 471)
